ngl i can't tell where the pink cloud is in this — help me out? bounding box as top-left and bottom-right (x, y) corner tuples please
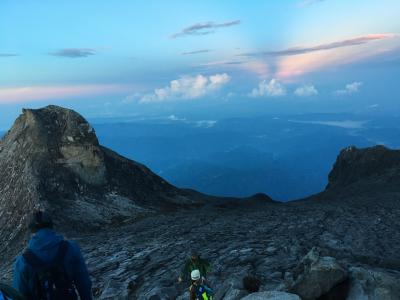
(242, 33), (397, 57)
(241, 60), (270, 79)
(0, 84), (132, 104)
(275, 33), (400, 79)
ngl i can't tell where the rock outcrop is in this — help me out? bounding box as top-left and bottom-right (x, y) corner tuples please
(0, 106), (195, 266)
(347, 267), (400, 300)
(326, 145), (400, 191)
(288, 248), (347, 299)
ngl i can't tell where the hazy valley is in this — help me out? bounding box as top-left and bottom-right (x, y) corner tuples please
(90, 113), (400, 201)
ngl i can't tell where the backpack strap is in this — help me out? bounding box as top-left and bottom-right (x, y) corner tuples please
(0, 284), (24, 300)
(23, 249), (44, 269)
(0, 290), (7, 300)
(54, 240), (69, 265)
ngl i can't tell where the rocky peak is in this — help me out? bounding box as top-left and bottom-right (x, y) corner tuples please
(1, 105), (106, 185)
(0, 105), (194, 264)
(326, 145), (400, 190)
(2, 105), (98, 149)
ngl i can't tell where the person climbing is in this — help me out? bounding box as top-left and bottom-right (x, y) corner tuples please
(13, 210), (93, 300)
(0, 283), (25, 300)
(178, 250), (211, 283)
(189, 270), (213, 300)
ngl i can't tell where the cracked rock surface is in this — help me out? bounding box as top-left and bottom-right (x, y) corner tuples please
(74, 196), (400, 299)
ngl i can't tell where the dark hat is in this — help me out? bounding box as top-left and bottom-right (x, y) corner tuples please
(28, 210), (53, 232)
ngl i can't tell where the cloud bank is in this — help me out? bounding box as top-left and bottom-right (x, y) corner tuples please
(250, 79), (286, 97)
(241, 34), (396, 57)
(0, 53), (19, 57)
(294, 84), (318, 97)
(335, 82), (363, 95)
(181, 49), (211, 55)
(140, 73), (231, 103)
(0, 84), (130, 104)
(49, 48), (97, 58)
(170, 20), (240, 38)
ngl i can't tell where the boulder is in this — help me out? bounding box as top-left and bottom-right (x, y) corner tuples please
(241, 291), (300, 300)
(288, 248), (347, 299)
(222, 288), (248, 300)
(243, 276), (261, 293)
(347, 266), (400, 300)
(213, 276), (248, 300)
(176, 291), (190, 300)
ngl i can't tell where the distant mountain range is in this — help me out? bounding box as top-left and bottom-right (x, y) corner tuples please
(3, 111), (397, 201)
(92, 113), (400, 201)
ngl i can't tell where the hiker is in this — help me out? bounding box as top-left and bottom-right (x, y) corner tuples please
(0, 283), (25, 300)
(189, 270), (213, 300)
(178, 250), (211, 283)
(13, 210), (93, 300)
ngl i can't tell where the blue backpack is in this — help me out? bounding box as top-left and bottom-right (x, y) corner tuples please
(0, 291), (8, 300)
(0, 283), (25, 300)
(193, 284), (213, 300)
(23, 240), (77, 300)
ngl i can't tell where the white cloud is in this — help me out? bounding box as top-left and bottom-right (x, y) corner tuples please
(294, 84), (318, 97)
(122, 92), (141, 104)
(335, 81), (363, 95)
(289, 119), (366, 129)
(300, 0), (325, 6)
(250, 79), (286, 97)
(367, 104), (379, 109)
(167, 115), (187, 121)
(140, 73), (231, 103)
(195, 120), (217, 128)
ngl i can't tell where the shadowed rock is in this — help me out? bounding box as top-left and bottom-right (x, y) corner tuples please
(289, 248), (347, 299)
(347, 267), (400, 300)
(326, 145), (400, 190)
(241, 291), (300, 300)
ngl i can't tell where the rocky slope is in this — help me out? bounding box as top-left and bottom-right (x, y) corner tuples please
(1, 106), (400, 299)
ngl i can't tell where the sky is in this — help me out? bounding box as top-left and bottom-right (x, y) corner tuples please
(1, 0), (400, 129)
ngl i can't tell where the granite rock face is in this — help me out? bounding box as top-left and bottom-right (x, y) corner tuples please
(326, 145), (400, 191)
(1, 106), (400, 300)
(0, 106), (195, 268)
(347, 267), (400, 300)
(288, 248), (347, 299)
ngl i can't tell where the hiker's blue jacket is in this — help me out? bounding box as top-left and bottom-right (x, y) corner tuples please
(13, 228), (93, 300)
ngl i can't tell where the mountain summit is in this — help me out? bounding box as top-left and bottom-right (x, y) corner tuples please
(0, 105), (197, 255)
(327, 145), (400, 190)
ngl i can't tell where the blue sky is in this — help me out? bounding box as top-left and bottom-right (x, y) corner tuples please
(1, 0), (399, 129)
